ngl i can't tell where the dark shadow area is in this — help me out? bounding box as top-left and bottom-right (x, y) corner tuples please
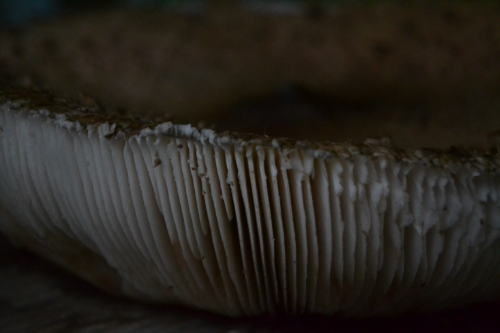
(1, 233), (499, 332)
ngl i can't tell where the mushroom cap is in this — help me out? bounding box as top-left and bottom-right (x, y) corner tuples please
(1, 86), (499, 316)
(1, 3), (500, 317)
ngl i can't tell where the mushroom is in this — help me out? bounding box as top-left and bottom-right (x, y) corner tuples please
(1, 86), (499, 316)
(0, 3), (500, 317)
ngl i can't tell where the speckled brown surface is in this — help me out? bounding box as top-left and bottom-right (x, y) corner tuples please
(2, 85), (499, 175)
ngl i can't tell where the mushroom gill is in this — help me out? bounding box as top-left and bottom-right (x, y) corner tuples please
(0, 3), (500, 317)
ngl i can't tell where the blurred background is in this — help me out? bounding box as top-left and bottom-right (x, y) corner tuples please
(1, 0), (499, 147)
(0, 0), (500, 148)
(2, 0), (308, 27)
(0, 0), (190, 26)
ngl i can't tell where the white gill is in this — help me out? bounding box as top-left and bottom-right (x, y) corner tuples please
(0, 102), (499, 316)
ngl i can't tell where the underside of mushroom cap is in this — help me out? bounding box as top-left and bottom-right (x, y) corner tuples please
(1, 86), (500, 316)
